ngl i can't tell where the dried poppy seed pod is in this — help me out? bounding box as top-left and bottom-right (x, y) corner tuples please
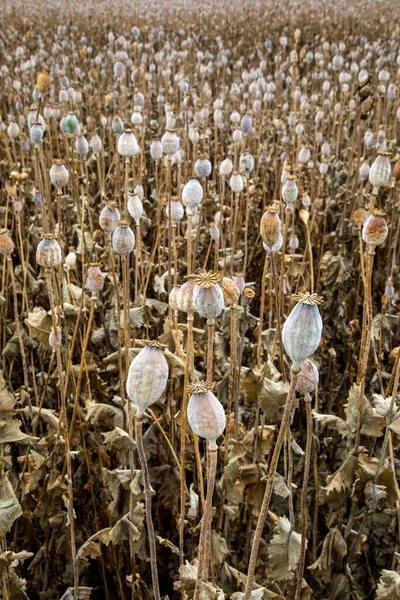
(260, 205), (281, 248)
(150, 139), (162, 162)
(126, 341), (169, 418)
(128, 193), (143, 224)
(64, 112), (79, 135)
(99, 202), (120, 234)
(282, 292), (323, 369)
(194, 154), (212, 179)
(169, 284), (181, 312)
(369, 151), (391, 193)
(0, 231), (14, 257)
(36, 233), (62, 268)
(241, 112), (252, 135)
(182, 177), (203, 210)
(112, 220), (135, 257)
(118, 130), (139, 157)
(218, 275), (240, 306)
(112, 115), (124, 134)
(50, 160), (69, 190)
(30, 122), (44, 147)
(90, 134), (102, 154)
(243, 288), (255, 306)
(85, 263), (105, 293)
(161, 128), (179, 156)
(7, 121), (19, 140)
(187, 381), (226, 449)
(233, 273), (245, 294)
(385, 278), (395, 301)
(65, 250), (77, 269)
(193, 270), (224, 321)
(232, 127), (243, 145)
(49, 326), (62, 352)
(362, 209), (388, 247)
(229, 172), (244, 193)
(219, 157), (233, 178)
(209, 222), (220, 242)
(298, 147), (311, 165)
(239, 151), (254, 176)
(359, 161), (370, 181)
(166, 198), (184, 223)
(36, 68), (50, 95)
(263, 232), (283, 255)
(176, 275), (196, 315)
(282, 175), (298, 205)
(353, 207), (368, 228)
(75, 134), (89, 158)
(295, 359), (319, 395)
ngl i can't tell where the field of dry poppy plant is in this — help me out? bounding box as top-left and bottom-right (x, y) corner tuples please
(0, 0), (400, 598)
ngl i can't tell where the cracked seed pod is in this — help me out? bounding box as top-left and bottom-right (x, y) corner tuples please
(161, 128), (179, 156)
(295, 359), (319, 395)
(99, 202), (121, 234)
(166, 198), (184, 223)
(194, 154), (212, 179)
(36, 234), (62, 268)
(128, 193), (143, 224)
(0, 231), (14, 256)
(182, 177), (203, 210)
(260, 205), (281, 248)
(118, 130), (139, 157)
(233, 273), (245, 294)
(112, 220), (135, 257)
(126, 341), (169, 417)
(50, 160), (69, 190)
(176, 275), (196, 315)
(362, 209), (388, 247)
(369, 151), (391, 193)
(282, 175), (298, 205)
(243, 288), (255, 306)
(218, 275), (240, 306)
(169, 285), (181, 311)
(187, 381), (226, 449)
(193, 270), (224, 320)
(85, 263), (105, 293)
(282, 292), (323, 368)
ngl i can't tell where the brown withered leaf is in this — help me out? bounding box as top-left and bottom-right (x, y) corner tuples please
(25, 307), (53, 347)
(272, 472), (291, 499)
(243, 426), (275, 458)
(312, 411), (350, 438)
(344, 384), (385, 437)
(109, 504), (144, 545)
(267, 516), (302, 582)
(102, 426), (135, 451)
(173, 560), (225, 599)
(240, 367), (264, 403)
(309, 528), (347, 582)
(157, 535), (180, 555)
(0, 473), (23, 537)
(0, 550), (33, 574)
(320, 453), (358, 507)
(60, 587), (92, 600)
(259, 378), (290, 423)
(75, 527), (111, 564)
(376, 570), (400, 599)
(211, 531), (229, 565)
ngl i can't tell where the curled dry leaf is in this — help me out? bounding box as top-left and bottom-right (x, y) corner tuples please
(267, 516), (302, 582)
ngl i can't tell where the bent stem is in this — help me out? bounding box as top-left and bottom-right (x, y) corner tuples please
(295, 394), (313, 600)
(135, 414), (161, 600)
(194, 446), (218, 600)
(244, 367), (299, 600)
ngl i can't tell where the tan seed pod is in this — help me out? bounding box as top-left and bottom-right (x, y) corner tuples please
(0, 231), (14, 257)
(36, 68), (50, 95)
(353, 207), (368, 228)
(260, 205), (281, 248)
(218, 276), (240, 306)
(362, 209), (388, 247)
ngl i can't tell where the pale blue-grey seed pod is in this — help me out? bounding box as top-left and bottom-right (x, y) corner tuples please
(239, 151), (254, 176)
(112, 116), (124, 134)
(241, 112), (252, 135)
(64, 112), (79, 135)
(150, 139), (162, 162)
(90, 134), (102, 154)
(282, 293), (323, 369)
(127, 193), (143, 224)
(194, 154), (212, 179)
(187, 381), (226, 449)
(75, 134), (89, 158)
(369, 151), (391, 193)
(85, 263), (105, 293)
(118, 130), (139, 157)
(161, 128), (179, 156)
(36, 234), (62, 268)
(50, 160), (69, 190)
(182, 177), (203, 210)
(126, 341), (169, 417)
(30, 122), (44, 147)
(193, 270), (224, 320)
(112, 221), (135, 257)
(166, 198), (184, 223)
(282, 175), (298, 205)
